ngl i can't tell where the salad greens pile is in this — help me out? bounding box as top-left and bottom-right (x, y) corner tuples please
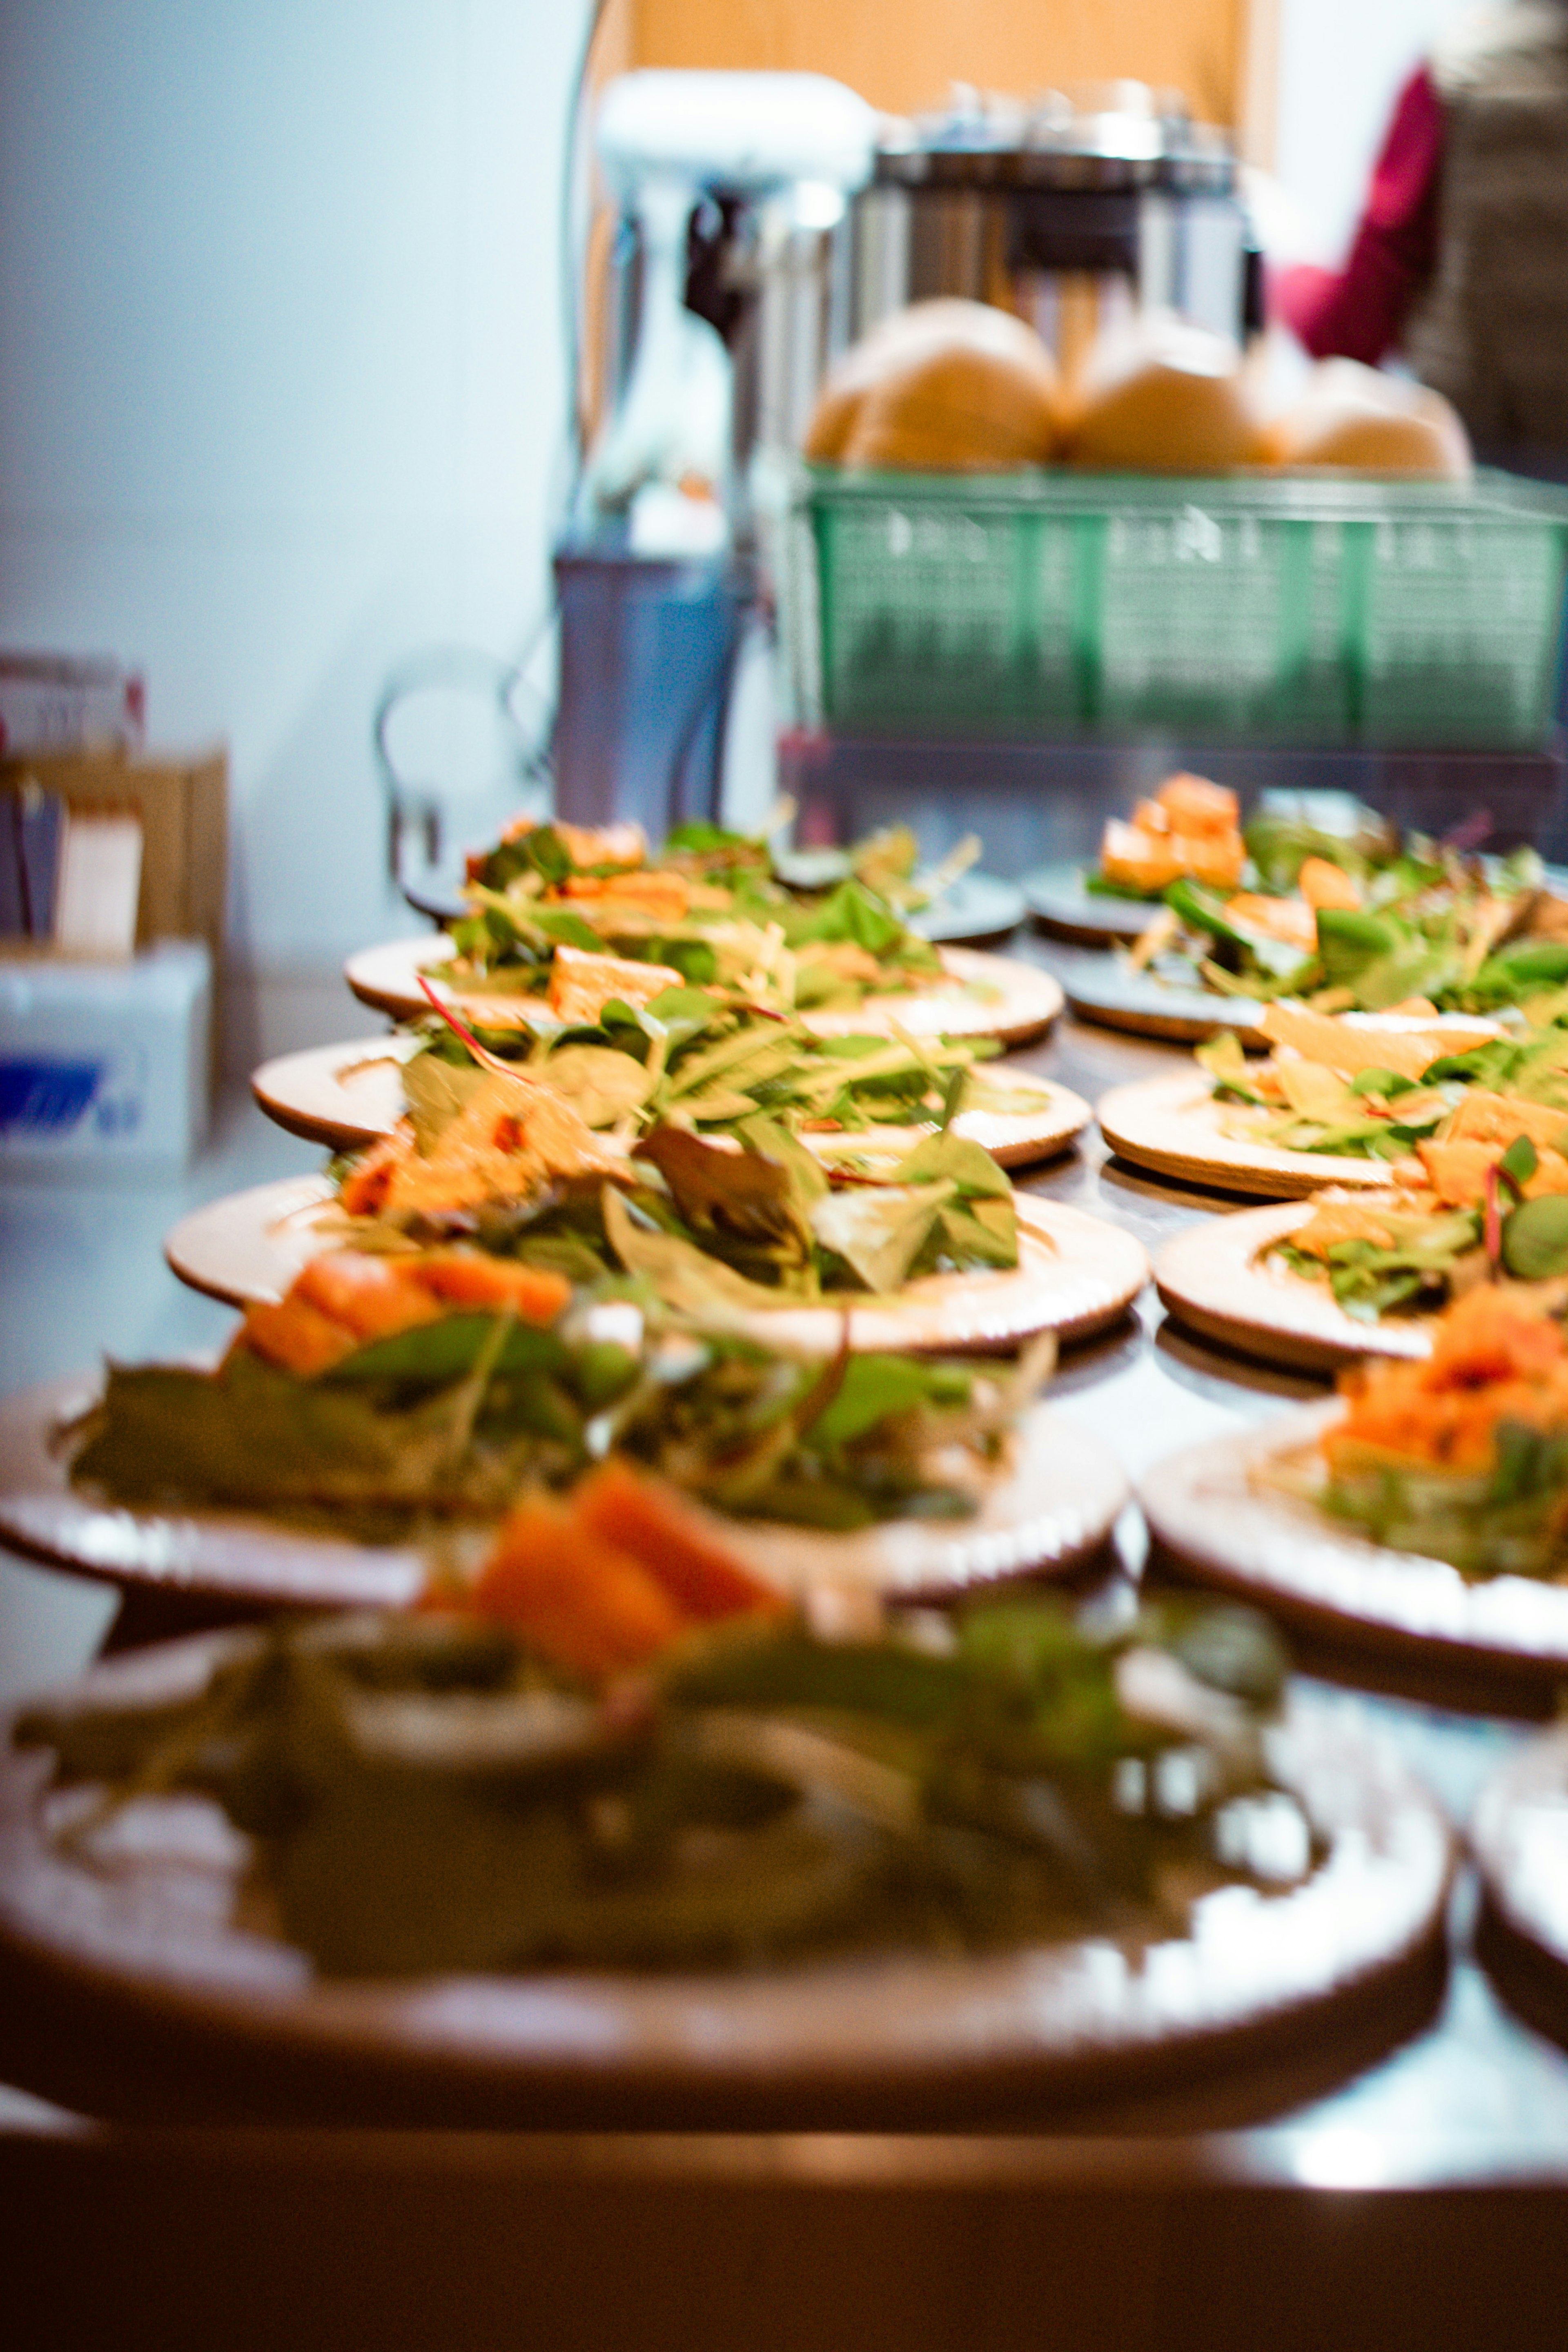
(399, 978), (1033, 1154)
(16, 1596), (1302, 1975)
(1129, 797), (1565, 1021)
(351, 1067), (1020, 1310)
(447, 819), (945, 1014)
(1274, 1136), (1568, 1323)
(66, 1301), (1031, 1535)
(1198, 1023), (1568, 1165)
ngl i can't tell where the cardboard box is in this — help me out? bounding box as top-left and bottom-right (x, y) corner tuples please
(0, 743), (227, 1085)
(0, 940), (212, 1174)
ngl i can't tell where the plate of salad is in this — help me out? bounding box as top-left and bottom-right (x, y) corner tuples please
(345, 935), (1064, 1051)
(1098, 1004), (1507, 1198)
(0, 1247), (1131, 1612)
(1155, 1122), (1568, 1373)
(163, 1174), (1149, 1359)
(1037, 776), (1568, 1041)
(0, 1590), (1451, 2127)
(1141, 1285), (1568, 1685)
(182, 1038), (1147, 1352)
(249, 1022), (1090, 1172)
(408, 832), (1027, 949)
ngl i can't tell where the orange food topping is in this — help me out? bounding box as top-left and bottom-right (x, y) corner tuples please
(240, 1246), (570, 1377)
(1298, 856), (1361, 913)
(1325, 1287), (1568, 1476)
(467, 1465), (782, 1678)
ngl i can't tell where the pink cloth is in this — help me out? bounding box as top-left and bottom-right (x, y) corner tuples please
(1272, 66), (1446, 363)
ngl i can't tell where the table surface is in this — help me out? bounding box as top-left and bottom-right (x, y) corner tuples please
(7, 933), (1568, 2187)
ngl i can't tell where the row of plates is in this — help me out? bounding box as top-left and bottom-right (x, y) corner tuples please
(10, 905), (1568, 2131)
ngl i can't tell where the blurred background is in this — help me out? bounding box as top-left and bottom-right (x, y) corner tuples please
(0, 0), (1478, 1077)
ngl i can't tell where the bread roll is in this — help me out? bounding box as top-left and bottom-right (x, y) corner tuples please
(1261, 359), (1472, 481)
(1065, 313), (1262, 473)
(804, 301), (1060, 469)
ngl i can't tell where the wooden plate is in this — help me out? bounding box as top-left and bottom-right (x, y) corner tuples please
(0, 1377), (1126, 1612)
(404, 869), (1027, 948)
(251, 1037), (1090, 1171)
(164, 1182), (1150, 1354)
(1140, 1402), (1568, 1686)
(343, 939), (1064, 1049)
(0, 1642), (1451, 2129)
(1023, 862), (1161, 946)
(1472, 1728), (1568, 2051)
(1058, 954), (1267, 1048)
(1098, 1070), (1413, 1200)
(1154, 1200), (1436, 1374)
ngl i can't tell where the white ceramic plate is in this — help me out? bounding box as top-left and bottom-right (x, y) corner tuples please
(343, 939), (1064, 1049)
(250, 1036), (1089, 1172)
(0, 1375), (1126, 1612)
(0, 1640), (1450, 2129)
(163, 1180), (1151, 1355)
(1023, 862), (1160, 946)
(1154, 1199), (1437, 1374)
(1098, 1071), (1421, 1200)
(1058, 952), (1267, 1048)
(1141, 1401), (1568, 1685)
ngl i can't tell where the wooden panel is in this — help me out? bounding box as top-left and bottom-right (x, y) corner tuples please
(629, 0), (1250, 129)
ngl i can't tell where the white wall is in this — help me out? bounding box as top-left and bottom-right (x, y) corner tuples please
(0, 0), (588, 1060)
(1273, 0), (1476, 261)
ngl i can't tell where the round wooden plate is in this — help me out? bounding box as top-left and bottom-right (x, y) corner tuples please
(343, 939), (1064, 1049)
(164, 1181), (1151, 1354)
(1471, 1728), (1568, 2052)
(405, 869), (1027, 948)
(1140, 1401), (1568, 1686)
(251, 1036), (1090, 1171)
(1098, 1071), (1414, 1200)
(0, 1643), (1451, 2129)
(0, 1378), (1126, 1611)
(1154, 1199), (1436, 1374)
(1022, 862), (1161, 946)
(1058, 954), (1267, 1048)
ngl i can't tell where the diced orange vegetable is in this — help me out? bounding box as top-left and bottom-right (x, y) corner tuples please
(572, 1458), (786, 1622)
(242, 1294), (361, 1378)
(559, 871), (690, 922)
(470, 1496), (687, 1678)
(414, 1251), (570, 1325)
(292, 1251), (442, 1341)
(1298, 857), (1361, 913)
(548, 944), (686, 1027)
(1445, 1091), (1568, 1152)
(1225, 893), (1319, 952)
(339, 1131), (407, 1216)
(1418, 1135), (1568, 1208)
(1326, 1287), (1568, 1475)
(1156, 773), (1238, 834)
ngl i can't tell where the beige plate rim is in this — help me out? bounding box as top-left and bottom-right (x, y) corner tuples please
(1471, 1728), (1568, 1998)
(250, 1036), (1089, 1171)
(342, 938), (1064, 1049)
(163, 1181), (1150, 1354)
(1098, 1070), (1415, 1200)
(1140, 1400), (1568, 1678)
(0, 1376), (1126, 1611)
(1059, 953), (1267, 1047)
(0, 1642), (1449, 2129)
(1154, 1198), (1436, 1374)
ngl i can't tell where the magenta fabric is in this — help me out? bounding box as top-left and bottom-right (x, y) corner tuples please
(1272, 66), (1446, 363)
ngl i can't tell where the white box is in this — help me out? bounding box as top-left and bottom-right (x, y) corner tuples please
(0, 940), (211, 1175)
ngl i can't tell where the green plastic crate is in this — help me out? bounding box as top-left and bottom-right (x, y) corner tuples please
(787, 467), (1568, 747)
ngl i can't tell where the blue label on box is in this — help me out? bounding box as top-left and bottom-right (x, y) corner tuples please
(0, 1054), (145, 1138)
